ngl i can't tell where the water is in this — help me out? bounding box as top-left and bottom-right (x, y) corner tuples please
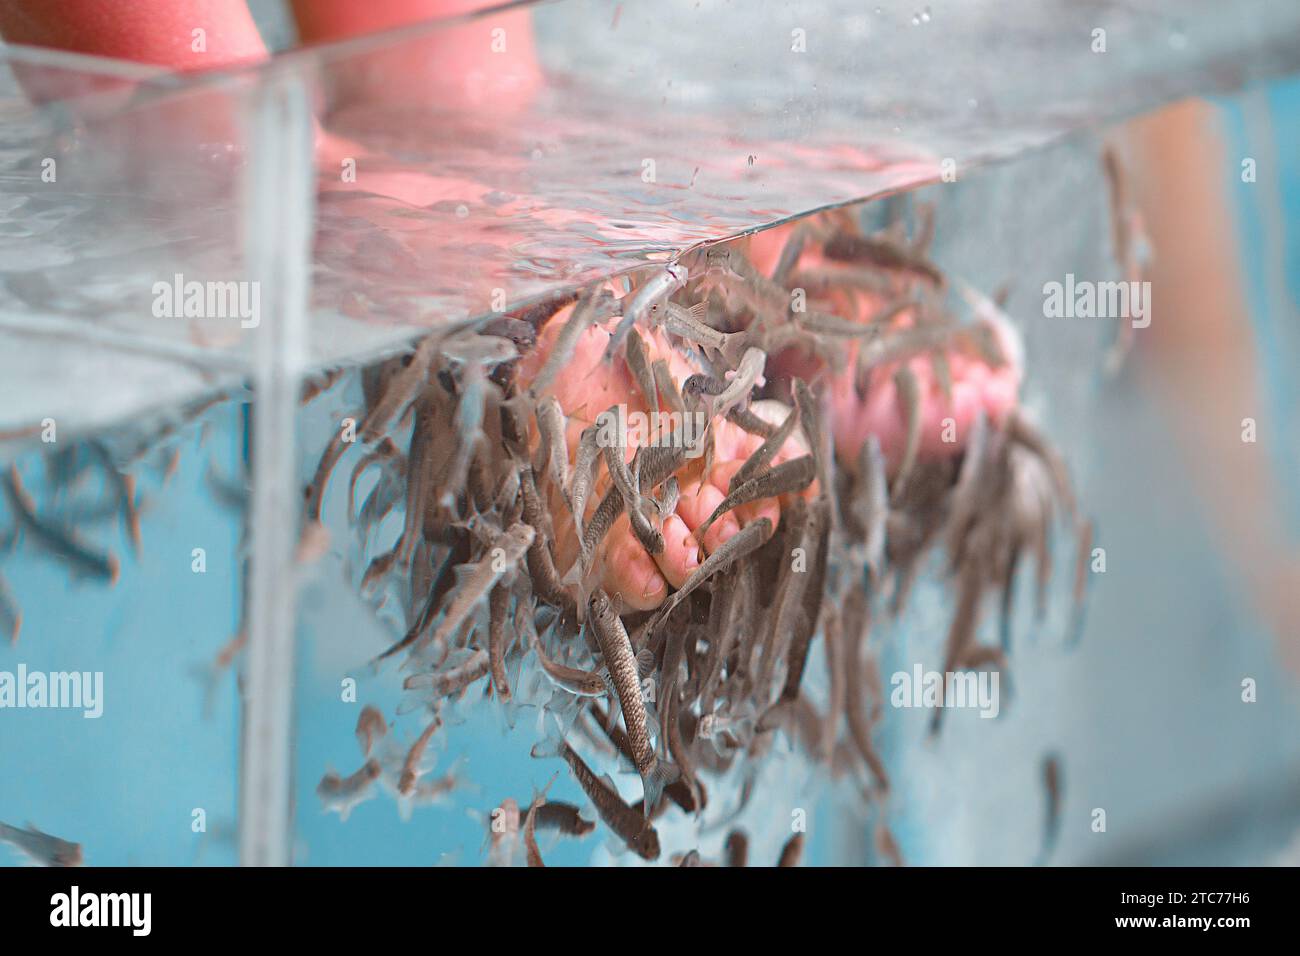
(2, 2), (1299, 868)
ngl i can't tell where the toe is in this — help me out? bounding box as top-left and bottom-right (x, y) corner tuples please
(676, 480), (741, 554)
(599, 513), (668, 611)
(652, 512), (701, 590)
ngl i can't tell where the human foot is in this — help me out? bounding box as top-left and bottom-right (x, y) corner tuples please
(517, 291), (813, 611)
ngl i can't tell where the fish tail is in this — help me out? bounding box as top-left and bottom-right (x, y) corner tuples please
(640, 758), (681, 817)
(528, 718), (569, 761)
(634, 647), (656, 680)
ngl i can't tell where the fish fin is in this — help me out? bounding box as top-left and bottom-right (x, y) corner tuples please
(528, 716), (568, 760)
(635, 647), (656, 680)
(396, 795), (415, 823)
(640, 758), (681, 816)
(755, 699), (793, 736)
(600, 686), (621, 733)
(999, 547), (1019, 653)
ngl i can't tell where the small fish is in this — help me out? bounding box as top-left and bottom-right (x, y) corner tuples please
(531, 290), (614, 400)
(850, 437), (889, 584)
(796, 303), (904, 339)
(696, 568), (746, 715)
(360, 334), (441, 443)
(659, 301), (747, 366)
(875, 822), (904, 866)
(89, 443), (142, 556)
(910, 201), (936, 255)
(652, 476), (680, 520)
(681, 372), (727, 403)
(725, 829), (749, 867)
(531, 802), (596, 836)
(317, 759), (382, 821)
(523, 803), (545, 867)
(514, 288), (581, 333)
(793, 378), (831, 497)
(843, 588), (889, 792)
(393, 387), (448, 567)
(855, 322), (957, 383)
(568, 424), (601, 557)
(404, 649), (492, 699)
(605, 263), (689, 362)
(376, 522), (533, 662)
(710, 347), (767, 421)
(785, 265), (893, 298)
(694, 246), (789, 322)
(1038, 753), (1063, 865)
(439, 363), (490, 510)
(773, 497), (831, 706)
(725, 405), (779, 439)
(891, 364), (922, 501)
(400, 766), (462, 822)
(523, 774), (559, 868)
(1006, 410), (1077, 518)
(820, 606), (845, 766)
(952, 280), (1018, 373)
(398, 714), (444, 796)
(751, 500), (811, 697)
(624, 328), (660, 410)
(354, 705), (387, 757)
(654, 517), (773, 629)
(347, 437), (403, 520)
(589, 590), (677, 809)
(3, 467), (119, 584)
(518, 466), (577, 619)
(727, 401), (799, 493)
(535, 397), (570, 501)
(579, 437), (689, 569)
(929, 565), (986, 737)
(488, 583), (513, 703)
(822, 232), (944, 285)
(588, 699), (699, 815)
(651, 359), (686, 418)
(661, 691), (704, 813)
(602, 430), (664, 556)
(0, 573), (21, 645)
(1069, 519), (1093, 645)
(299, 366), (345, 405)
(531, 624), (607, 697)
(531, 731), (660, 860)
(777, 833), (804, 867)
(0, 821), (82, 866)
(771, 226), (807, 286)
(440, 332), (518, 368)
(695, 711), (752, 741)
(695, 455), (815, 544)
(630, 440), (691, 491)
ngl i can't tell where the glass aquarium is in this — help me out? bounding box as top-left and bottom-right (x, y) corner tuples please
(1, 0), (1298, 868)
